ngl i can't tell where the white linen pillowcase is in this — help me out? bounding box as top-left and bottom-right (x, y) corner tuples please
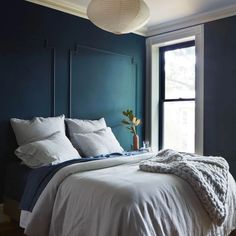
(15, 131), (80, 168)
(11, 115), (65, 146)
(66, 117), (107, 134)
(66, 117), (107, 151)
(72, 127), (124, 157)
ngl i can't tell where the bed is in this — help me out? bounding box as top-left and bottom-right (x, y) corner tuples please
(13, 152), (235, 236)
(3, 115), (236, 236)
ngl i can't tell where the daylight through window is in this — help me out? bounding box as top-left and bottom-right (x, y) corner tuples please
(159, 41), (195, 153)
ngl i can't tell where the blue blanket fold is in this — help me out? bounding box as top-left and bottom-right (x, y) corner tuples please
(20, 151), (148, 211)
(20, 151), (148, 212)
(20, 157), (105, 211)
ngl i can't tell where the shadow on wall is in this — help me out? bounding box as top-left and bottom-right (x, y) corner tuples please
(0, 121), (18, 203)
(0, 204), (10, 223)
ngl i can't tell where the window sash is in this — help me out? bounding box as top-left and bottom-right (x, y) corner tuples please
(159, 40), (196, 101)
(162, 101), (195, 152)
(159, 41), (196, 150)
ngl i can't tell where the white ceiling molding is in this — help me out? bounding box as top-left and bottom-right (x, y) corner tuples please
(25, 0), (147, 35)
(147, 3), (236, 37)
(133, 26), (148, 36)
(26, 0), (88, 19)
(25, 0), (236, 37)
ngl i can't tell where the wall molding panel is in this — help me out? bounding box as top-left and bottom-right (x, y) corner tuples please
(68, 44), (138, 119)
(0, 1), (145, 201)
(44, 40), (56, 116)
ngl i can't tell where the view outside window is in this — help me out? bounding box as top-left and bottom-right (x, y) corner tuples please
(160, 42), (195, 153)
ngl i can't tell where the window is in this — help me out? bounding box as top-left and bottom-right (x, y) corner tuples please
(159, 41), (195, 152)
(145, 25), (204, 154)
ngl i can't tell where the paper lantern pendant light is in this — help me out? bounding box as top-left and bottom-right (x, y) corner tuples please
(87, 0), (150, 34)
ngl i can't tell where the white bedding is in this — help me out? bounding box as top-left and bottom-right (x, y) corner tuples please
(21, 153), (236, 236)
(140, 149), (229, 225)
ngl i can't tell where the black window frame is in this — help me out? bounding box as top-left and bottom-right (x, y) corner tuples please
(159, 40), (195, 150)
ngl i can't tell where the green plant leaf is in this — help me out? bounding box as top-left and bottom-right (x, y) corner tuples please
(122, 111), (128, 116)
(126, 127), (134, 134)
(122, 109), (141, 131)
(129, 113), (134, 121)
(122, 120), (130, 125)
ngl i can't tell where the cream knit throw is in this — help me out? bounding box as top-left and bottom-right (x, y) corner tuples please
(139, 149), (229, 225)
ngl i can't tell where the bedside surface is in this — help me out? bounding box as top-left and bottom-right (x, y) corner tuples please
(0, 222), (25, 236)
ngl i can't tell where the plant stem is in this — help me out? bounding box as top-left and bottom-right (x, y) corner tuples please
(132, 126), (136, 135)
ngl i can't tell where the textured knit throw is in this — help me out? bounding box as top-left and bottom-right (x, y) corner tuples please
(139, 149), (229, 225)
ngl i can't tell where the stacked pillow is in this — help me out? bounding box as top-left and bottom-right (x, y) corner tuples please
(11, 115), (124, 167)
(66, 117), (107, 135)
(15, 131), (79, 167)
(72, 127), (124, 157)
(66, 118), (124, 157)
(66, 118), (106, 152)
(11, 115), (80, 168)
(11, 115), (66, 146)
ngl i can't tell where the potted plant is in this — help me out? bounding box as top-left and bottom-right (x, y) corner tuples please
(122, 109), (141, 150)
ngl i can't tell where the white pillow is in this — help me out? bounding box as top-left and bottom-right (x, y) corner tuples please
(72, 127), (124, 157)
(15, 132), (80, 168)
(66, 117), (107, 134)
(11, 115), (65, 146)
(66, 118), (107, 151)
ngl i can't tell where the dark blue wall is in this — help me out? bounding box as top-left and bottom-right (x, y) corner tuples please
(0, 1), (145, 201)
(3, 0), (236, 204)
(204, 15), (236, 177)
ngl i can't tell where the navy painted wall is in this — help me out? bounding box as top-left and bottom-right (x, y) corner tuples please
(3, 0), (236, 205)
(204, 15), (236, 178)
(0, 1), (145, 201)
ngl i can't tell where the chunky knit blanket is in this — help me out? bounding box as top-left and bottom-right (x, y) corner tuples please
(139, 149), (229, 225)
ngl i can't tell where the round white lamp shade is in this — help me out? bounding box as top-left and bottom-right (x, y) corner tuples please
(87, 0), (150, 34)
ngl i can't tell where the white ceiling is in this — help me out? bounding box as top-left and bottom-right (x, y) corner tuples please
(146, 0), (236, 26)
(26, 0), (236, 36)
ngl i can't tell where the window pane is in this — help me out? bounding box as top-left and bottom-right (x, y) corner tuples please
(165, 46), (195, 99)
(163, 101), (195, 153)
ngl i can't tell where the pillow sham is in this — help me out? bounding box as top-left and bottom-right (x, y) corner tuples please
(66, 117), (107, 151)
(11, 115), (65, 146)
(15, 131), (80, 168)
(66, 117), (107, 134)
(72, 127), (124, 157)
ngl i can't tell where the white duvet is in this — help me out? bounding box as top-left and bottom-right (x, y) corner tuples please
(21, 153), (236, 236)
